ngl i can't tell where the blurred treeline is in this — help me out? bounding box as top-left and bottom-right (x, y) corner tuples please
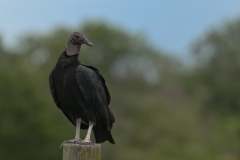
(0, 19), (240, 160)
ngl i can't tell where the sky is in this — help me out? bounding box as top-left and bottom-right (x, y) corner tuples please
(1, 0), (240, 59)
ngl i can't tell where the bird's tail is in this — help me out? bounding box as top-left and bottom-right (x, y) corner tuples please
(93, 124), (115, 144)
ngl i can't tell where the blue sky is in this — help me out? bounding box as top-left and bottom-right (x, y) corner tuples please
(1, 0), (240, 59)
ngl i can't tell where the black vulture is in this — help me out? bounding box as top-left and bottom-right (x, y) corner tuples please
(49, 32), (115, 147)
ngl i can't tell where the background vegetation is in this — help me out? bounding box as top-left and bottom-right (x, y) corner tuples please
(1, 18), (240, 160)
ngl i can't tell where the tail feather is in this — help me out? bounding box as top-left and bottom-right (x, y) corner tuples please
(93, 124), (115, 144)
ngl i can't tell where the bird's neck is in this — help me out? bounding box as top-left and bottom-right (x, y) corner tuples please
(56, 50), (80, 69)
(66, 43), (81, 56)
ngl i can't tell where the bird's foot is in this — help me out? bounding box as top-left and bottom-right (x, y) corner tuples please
(60, 139), (82, 149)
(81, 138), (92, 144)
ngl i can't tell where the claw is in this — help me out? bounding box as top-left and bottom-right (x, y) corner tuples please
(81, 139), (92, 144)
(60, 139), (82, 149)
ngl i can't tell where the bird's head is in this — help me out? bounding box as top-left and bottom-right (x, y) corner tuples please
(66, 32), (93, 56)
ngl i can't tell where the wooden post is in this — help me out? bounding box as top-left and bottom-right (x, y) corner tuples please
(62, 143), (101, 160)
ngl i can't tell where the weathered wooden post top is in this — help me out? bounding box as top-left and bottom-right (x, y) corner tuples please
(62, 143), (101, 160)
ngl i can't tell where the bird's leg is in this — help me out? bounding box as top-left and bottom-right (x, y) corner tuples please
(82, 121), (94, 143)
(60, 118), (82, 149)
(74, 118), (81, 140)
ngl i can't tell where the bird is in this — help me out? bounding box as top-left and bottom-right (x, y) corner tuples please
(49, 32), (115, 148)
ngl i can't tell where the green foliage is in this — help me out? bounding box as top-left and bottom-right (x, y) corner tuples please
(1, 19), (240, 160)
(191, 18), (240, 116)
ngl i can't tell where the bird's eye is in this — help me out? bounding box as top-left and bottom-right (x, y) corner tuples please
(74, 35), (79, 39)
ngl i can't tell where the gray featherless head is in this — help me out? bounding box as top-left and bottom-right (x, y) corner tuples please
(66, 32), (93, 56)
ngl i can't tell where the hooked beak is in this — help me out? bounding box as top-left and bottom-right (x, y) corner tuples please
(83, 38), (93, 47)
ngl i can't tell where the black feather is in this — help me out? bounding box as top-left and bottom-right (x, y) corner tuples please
(49, 47), (115, 144)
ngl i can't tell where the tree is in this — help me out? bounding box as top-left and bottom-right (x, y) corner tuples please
(191, 18), (240, 116)
(0, 21), (184, 160)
